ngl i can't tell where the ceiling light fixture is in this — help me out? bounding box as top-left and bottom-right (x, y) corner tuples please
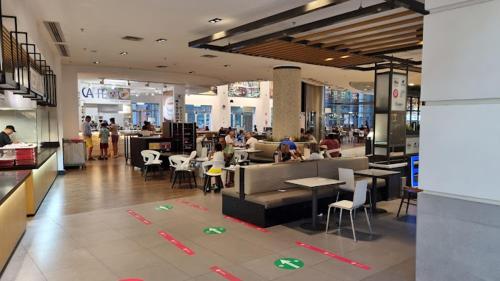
(93, 60), (101, 64)
(156, 65), (168, 68)
(418, 40), (424, 45)
(409, 83), (415, 86)
(324, 57), (334, 61)
(188, 71), (194, 74)
(340, 55), (350, 59)
(119, 51), (128, 55)
(208, 18), (222, 24)
(156, 38), (167, 43)
(224, 64), (231, 67)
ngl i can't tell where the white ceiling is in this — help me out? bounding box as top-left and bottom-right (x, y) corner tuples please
(21, 0), (421, 87)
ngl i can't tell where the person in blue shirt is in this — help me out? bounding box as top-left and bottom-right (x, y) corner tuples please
(280, 137), (297, 151)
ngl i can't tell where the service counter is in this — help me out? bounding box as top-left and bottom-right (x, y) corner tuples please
(0, 170), (30, 274)
(0, 148), (58, 215)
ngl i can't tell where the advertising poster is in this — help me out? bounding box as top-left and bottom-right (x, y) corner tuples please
(162, 90), (174, 121)
(228, 81), (260, 98)
(391, 74), (407, 111)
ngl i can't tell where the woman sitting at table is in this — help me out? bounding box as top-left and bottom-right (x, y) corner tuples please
(308, 143), (324, 160)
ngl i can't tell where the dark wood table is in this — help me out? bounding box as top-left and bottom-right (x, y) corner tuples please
(286, 177), (345, 230)
(354, 169), (400, 215)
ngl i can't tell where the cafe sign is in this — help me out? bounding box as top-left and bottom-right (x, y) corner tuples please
(79, 86), (131, 104)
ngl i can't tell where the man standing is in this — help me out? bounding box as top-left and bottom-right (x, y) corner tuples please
(0, 125), (16, 147)
(82, 116), (94, 160)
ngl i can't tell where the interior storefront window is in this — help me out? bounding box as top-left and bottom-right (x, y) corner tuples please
(230, 106), (255, 131)
(132, 103), (160, 127)
(185, 105), (212, 129)
(323, 88), (374, 130)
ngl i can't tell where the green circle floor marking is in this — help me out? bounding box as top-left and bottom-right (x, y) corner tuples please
(203, 227), (226, 235)
(274, 258), (304, 270)
(155, 204), (173, 211)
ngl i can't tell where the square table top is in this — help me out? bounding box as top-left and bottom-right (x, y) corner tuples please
(355, 169), (400, 177)
(285, 177), (345, 188)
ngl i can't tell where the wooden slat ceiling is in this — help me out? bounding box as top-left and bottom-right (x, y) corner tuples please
(234, 10), (423, 69)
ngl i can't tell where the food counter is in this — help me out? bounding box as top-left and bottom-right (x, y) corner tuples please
(0, 170), (30, 273)
(0, 147), (58, 215)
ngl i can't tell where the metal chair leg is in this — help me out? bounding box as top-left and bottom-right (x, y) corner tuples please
(325, 206), (332, 233)
(350, 210), (357, 242)
(171, 172), (178, 188)
(192, 171), (197, 188)
(144, 166), (149, 181)
(397, 192), (405, 217)
(406, 194), (411, 214)
(338, 209), (343, 230)
(364, 207), (372, 234)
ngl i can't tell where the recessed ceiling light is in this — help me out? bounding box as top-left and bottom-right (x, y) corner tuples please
(119, 51), (128, 55)
(156, 38), (167, 43)
(224, 64), (231, 67)
(340, 55), (350, 59)
(93, 61), (100, 64)
(409, 83), (415, 86)
(324, 57), (334, 61)
(156, 65), (168, 68)
(201, 54), (218, 58)
(188, 71), (194, 74)
(208, 18), (222, 24)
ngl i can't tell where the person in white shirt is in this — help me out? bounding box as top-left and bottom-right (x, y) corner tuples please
(308, 143), (324, 160)
(245, 132), (258, 150)
(224, 130), (236, 145)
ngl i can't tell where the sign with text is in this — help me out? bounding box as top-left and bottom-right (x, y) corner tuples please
(391, 73), (407, 112)
(79, 85), (131, 104)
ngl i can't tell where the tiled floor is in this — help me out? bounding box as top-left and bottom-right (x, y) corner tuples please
(1, 156), (416, 281)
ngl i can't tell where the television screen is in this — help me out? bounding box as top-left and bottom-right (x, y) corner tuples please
(228, 81), (260, 98)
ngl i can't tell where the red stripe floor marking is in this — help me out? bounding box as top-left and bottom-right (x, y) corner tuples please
(223, 215), (270, 233)
(126, 210), (152, 225)
(176, 199), (209, 212)
(296, 241), (371, 270)
(210, 266), (242, 281)
(158, 230), (195, 256)
(119, 279), (144, 281)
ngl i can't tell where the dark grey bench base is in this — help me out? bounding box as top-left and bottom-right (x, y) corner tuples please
(222, 194), (337, 228)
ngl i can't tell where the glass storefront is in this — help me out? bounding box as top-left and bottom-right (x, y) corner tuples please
(230, 106), (255, 131)
(185, 105), (212, 129)
(323, 87), (374, 130)
(132, 103), (160, 127)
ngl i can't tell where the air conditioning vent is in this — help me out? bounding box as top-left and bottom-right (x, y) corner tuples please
(201, 54), (218, 58)
(56, 44), (70, 57)
(43, 21), (65, 43)
(122, 36), (144, 42)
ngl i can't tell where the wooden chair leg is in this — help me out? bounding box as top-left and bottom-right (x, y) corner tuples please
(405, 193), (411, 215)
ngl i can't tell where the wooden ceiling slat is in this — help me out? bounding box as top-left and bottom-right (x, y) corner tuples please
(323, 24), (422, 48)
(342, 31), (422, 50)
(308, 17), (422, 46)
(353, 38), (421, 53)
(360, 42), (421, 55)
(292, 10), (415, 42)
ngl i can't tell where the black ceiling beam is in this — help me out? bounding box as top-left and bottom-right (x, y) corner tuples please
(221, 2), (393, 52)
(374, 54), (421, 65)
(385, 0), (428, 15)
(188, 0), (348, 48)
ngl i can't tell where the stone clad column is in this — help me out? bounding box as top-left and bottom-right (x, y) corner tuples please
(272, 66), (301, 141)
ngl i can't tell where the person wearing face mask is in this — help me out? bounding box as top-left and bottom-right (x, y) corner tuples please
(0, 125), (16, 147)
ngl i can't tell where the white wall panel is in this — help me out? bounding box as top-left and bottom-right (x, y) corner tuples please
(420, 103), (500, 200)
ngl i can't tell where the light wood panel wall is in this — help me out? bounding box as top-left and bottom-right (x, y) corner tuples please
(0, 181), (27, 271)
(26, 153), (58, 215)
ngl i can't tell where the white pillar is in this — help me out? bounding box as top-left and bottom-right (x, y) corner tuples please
(272, 66), (301, 141)
(417, 0), (500, 280)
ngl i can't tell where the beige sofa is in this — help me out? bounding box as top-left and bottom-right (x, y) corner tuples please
(222, 157), (390, 227)
(250, 141), (307, 163)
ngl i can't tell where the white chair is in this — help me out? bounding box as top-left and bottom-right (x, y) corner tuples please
(326, 181), (372, 242)
(336, 168), (372, 213)
(141, 150), (163, 181)
(169, 152), (197, 189)
(201, 160), (225, 193)
(234, 150), (249, 165)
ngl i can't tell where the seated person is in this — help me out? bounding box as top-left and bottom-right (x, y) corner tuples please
(320, 134), (341, 157)
(305, 129), (317, 143)
(245, 132), (258, 150)
(280, 137), (297, 151)
(308, 143), (324, 160)
(210, 143), (225, 162)
(218, 137), (234, 166)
